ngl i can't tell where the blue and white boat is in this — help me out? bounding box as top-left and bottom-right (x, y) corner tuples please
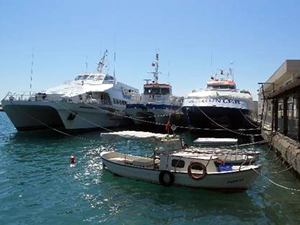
(126, 54), (183, 126)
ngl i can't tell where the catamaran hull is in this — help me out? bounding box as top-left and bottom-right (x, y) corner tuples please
(101, 157), (259, 191)
(1, 100), (131, 131)
(1, 101), (64, 131)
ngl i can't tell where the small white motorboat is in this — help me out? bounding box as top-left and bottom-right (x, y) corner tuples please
(101, 148), (261, 191)
(100, 130), (168, 140)
(183, 147), (260, 165)
(193, 137), (238, 146)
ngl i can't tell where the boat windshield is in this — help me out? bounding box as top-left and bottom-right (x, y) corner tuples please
(206, 84), (236, 90)
(104, 75), (114, 81)
(75, 74), (104, 81)
(144, 87), (170, 95)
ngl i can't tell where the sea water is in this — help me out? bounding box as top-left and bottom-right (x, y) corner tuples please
(1, 111), (300, 225)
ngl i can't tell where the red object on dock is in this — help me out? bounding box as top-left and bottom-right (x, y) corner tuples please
(70, 155), (76, 164)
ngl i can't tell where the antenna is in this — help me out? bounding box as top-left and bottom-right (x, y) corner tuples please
(147, 52), (161, 83)
(85, 55), (88, 73)
(167, 60), (170, 84)
(230, 61), (234, 80)
(114, 37), (116, 78)
(30, 47), (34, 96)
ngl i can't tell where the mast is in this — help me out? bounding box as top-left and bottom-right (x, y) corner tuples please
(97, 49), (108, 73)
(229, 62), (234, 81)
(30, 47), (34, 96)
(148, 53), (161, 83)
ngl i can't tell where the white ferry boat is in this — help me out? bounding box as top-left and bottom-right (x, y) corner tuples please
(126, 54), (183, 126)
(182, 69), (255, 130)
(1, 50), (139, 131)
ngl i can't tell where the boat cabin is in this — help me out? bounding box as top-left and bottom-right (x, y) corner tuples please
(206, 79), (236, 90)
(143, 82), (172, 102)
(75, 73), (115, 84)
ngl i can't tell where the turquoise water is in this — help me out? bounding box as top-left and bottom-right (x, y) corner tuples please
(1, 111), (300, 225)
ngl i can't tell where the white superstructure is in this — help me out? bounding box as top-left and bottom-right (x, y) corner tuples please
(182, 69), (255, 129)
(1, 50), (139, 131)
(126, 53), (183, 126)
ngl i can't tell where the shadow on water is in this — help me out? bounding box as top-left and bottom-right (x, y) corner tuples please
(89, 169), (268, 224)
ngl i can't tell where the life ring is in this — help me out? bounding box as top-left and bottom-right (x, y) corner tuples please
(159, 170), (175, 186)
(188, 161), (207, 181)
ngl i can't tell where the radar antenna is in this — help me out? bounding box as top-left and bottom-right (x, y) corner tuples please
(148, 53), (161, 83)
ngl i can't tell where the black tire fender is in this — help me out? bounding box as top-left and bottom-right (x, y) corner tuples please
(159, 170), (175, 186)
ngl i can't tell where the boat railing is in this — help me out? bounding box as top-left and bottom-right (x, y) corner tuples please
(2, 92), (35, 101)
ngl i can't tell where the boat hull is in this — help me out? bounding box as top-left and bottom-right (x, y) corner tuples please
(1, 100), (131, 131)
(1, 101), (64, 131)
(126, 103), (181, 125)
(101, 155), (259, 191)
(182, 106), (256, 130)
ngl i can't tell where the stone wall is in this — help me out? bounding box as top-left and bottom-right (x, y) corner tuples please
(262, 130), (300, 176)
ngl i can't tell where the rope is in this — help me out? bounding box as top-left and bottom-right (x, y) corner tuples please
(269, 165), (293, 174)
(252, 168), (300, 192)
(239, 109), (259, 128)
(8, 101), (102, 144)
(53, 101), (112, 132)
(194, 105), (261, 137)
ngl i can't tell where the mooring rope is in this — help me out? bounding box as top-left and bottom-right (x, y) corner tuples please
(80, 101), (261, 134)
(239, 109), (259, 128)
(54, 101), (112, 132)
(9, 101), (102, 144)
(269, 165), (293, 174)
(195, 105), (261, 137)
(252, 168), (300, 192)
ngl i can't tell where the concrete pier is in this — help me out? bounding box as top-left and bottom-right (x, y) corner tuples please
(262, 130), (300, 176)
(259, 60), (300, 177)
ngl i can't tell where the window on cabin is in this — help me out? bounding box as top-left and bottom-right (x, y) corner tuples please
(171, 159), (185, 168)
(161, 88), (170, 94)
(75, 75), (83, 80)
(104, 75), (114, 81)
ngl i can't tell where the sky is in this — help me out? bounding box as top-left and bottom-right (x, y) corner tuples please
(0, 0), (300, 101)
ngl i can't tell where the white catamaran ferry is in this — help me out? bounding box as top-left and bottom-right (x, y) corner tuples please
(182, 69), (255, 130)
(126, 53), (183, 126)
(1, 50), (139, 131)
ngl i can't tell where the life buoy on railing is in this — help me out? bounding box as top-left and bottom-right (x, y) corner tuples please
(188, 161), (207, 181)
(159, 170), (175, 186)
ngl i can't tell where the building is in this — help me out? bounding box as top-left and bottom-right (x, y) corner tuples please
(259, 60), (300, 141)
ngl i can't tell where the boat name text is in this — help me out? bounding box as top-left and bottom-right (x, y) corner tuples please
(188, 98), (241, 104)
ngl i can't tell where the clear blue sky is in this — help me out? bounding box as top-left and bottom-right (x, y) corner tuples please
(1, 0), (300, 101)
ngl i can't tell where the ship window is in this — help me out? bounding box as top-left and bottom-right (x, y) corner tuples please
(171, 159), (185, 168)
(75, 75), (83, 80)
(96, 75), (104, 80)
(104, 75), (114, 81)
(161, 88), (170, 94)
(207, 84), (236, 90)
